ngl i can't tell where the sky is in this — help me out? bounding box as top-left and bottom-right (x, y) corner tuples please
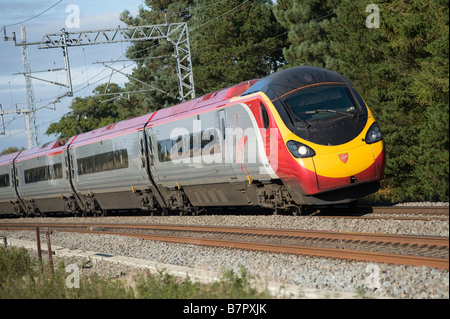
(0, 0), (145, 151)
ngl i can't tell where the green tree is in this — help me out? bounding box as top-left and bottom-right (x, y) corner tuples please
(329, 0), (448, 201)
(46, 83), (124, 138)
(118, 0), (194, 115)
(274, 0), (340, 68)
(119, 0), (286, 104)
(47, 1), (287, 137)
(404, 0), (449, 200)
(1, 146), (25, 155)
(190, 0), (287, 95)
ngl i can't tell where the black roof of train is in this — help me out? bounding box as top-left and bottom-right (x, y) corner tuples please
(242, 66), (350, 100)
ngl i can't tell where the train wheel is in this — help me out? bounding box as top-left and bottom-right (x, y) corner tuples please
(192, 207), (203, 216)
(289, 205), (315, 216)
(291, 206), (301, 216)
(273, 207), (284, 215)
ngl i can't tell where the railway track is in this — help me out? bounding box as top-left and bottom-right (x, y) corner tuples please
(1, 205), (448, 221)
(314, 205), (449, 221)
(1, 221), (448, 270)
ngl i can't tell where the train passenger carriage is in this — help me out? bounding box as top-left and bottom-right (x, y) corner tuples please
(12, 139), (75, 216)
(144, 79), (279, 209)
(67, 114), (156, 214)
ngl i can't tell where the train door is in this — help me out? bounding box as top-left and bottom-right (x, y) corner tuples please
(137, 129), (151, 183)
(63, 148), (77, 187)
(218, 109), (237, 180)
(63, 147), (85, 211)
(258, 102), (270, 152)
(11, 166), (17, 194)
(144, 126), (161, 184)
(10, 163), (27, 214)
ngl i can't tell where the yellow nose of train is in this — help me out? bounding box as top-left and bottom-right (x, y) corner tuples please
(278, 117), (385, 201)
(248, 66), (386, 205)
(311, 125), (384, 190)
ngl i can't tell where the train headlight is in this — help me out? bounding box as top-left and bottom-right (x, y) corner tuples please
(365, 122), (383, 144)
(287, 140), (316, 158)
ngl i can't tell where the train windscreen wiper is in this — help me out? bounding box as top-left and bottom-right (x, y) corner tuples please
(301, 109), (356, 118)
(282, 100), (311, 130)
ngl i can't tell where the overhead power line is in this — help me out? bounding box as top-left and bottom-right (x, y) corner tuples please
(1, 0), (63, 30)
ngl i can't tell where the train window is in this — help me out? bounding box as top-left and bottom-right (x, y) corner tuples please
(157, 140), (174, 162)
(23, 163), (64, 184)
(24, 164), (64, 184)
(221, 118), (226, 140)
(351, 87), (367, 108)
(0, 174), (9, 188)
(24, 166), (47, 184)
(51, 163), (63, 179)
(156, 131), (219, 163)
(139, 138), (144, 156)
(103, 152), (115, 171)
(201, 130), (216, 149)
(77, 149), (129, 175)
(283, 84), (357, 122)
(147, 135), (155, 166)
(260, 102), (270, 130)
(115, 149), (128, 169)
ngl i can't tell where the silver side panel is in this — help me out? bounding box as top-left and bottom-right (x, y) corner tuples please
(70, 130), (149, 195)
(15, 153), (71, 198)
(148, 103), (277, 188)
(0, 164), (16, 214)
(13, 152), (72, 213)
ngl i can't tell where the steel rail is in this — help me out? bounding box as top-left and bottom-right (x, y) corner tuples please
(66, 229), (448, 270)
(314, 206), (449, 221)
(371, 206), (449, 215)
(1, 222), (448, 247)
(1, 222), (448, 269)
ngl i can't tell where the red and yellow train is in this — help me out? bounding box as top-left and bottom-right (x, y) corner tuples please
(0, 66), (385, 216)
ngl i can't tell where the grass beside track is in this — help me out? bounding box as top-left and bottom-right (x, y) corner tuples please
(0, 246), (269, 299)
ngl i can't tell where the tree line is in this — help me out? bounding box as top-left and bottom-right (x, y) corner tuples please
(43, 0), (448, 202)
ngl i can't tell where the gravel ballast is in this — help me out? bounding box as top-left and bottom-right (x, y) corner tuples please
(1, 204), (448, 299)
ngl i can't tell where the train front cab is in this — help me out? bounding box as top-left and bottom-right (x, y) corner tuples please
(243, 66), (386, 205)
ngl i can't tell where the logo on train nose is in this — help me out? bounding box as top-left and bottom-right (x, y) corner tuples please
(339, 152), (349, 164)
